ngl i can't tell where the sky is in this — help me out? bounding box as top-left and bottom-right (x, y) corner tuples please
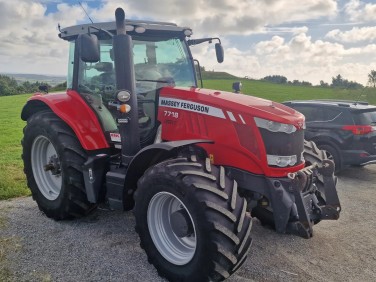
(0, 0), (375, 85)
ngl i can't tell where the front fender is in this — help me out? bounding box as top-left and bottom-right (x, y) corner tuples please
(21, 90), (109, 151)
(124, 139), (213, 194)
(310, 135), (342, 149)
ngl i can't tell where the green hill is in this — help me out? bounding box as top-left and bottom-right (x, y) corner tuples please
(202, 79), (376, 105)
(1, 73), (66, 86)
(201, 71), (239, 80)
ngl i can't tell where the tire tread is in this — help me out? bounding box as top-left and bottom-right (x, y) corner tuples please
(22, 110), (95, 220)
(134, 155), (253, 281)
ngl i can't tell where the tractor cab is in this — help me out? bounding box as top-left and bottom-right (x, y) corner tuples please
(60, 20), (219, 147)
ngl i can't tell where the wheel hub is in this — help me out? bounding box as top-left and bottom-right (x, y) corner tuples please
(44, 154), (61, 176)
(170, 209), (194, 238)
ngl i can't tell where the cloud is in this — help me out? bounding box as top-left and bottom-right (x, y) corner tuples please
(326, 26), (376, 43)
(192, 31), (375, 85)
(344, 0), (376, 22)
(89, 0), (337, 36)
(265, 26), (309, 35)
(0, 0), (372, 87)
(0, 0), (87, 74)
(254, 32), (345, 65)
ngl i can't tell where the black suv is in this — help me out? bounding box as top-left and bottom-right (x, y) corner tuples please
(283, 100), (376, 172)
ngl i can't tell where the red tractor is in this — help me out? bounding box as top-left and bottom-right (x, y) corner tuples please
(21, 8), (340, 281)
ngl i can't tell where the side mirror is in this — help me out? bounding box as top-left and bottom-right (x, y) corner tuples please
(77, 34), (100, 63)
(215, 43), (224, 63)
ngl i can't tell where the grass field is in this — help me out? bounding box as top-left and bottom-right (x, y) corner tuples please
(203, 79), (376, 104)
(0, 94), (30, 200)
(0, 81), (375, 200)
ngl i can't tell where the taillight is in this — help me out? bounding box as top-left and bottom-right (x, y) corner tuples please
(341, 125), (375, 135)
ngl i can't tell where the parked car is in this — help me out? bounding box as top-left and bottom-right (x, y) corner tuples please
(283, 100), (376, 172)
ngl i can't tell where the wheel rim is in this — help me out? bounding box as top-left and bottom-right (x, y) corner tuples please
(31, 136), (62, 200)
(147, 192), (196, 265)
(324, 150), (334, 161)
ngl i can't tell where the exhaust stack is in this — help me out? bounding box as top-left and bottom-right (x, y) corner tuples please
(113, 8), (140, 164)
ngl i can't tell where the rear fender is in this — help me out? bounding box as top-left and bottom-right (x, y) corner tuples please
(21, 90), (109, 151)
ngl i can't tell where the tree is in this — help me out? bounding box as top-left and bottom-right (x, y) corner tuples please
(331, 74), (343, 88)
(0, 75), (18, 96)
(262, 75), (288, 84)
(0, 75), (55, 96)
(50, 81), (67, 92)
(320, 80), (329, 88)
(331, 74), (363, 89)
(301, 81), (312, 86)
(368, 70), (376, 87)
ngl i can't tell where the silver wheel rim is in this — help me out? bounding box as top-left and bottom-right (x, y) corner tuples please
(31, 136), (62, 200)
(324, 150), (334, 162)
(147, 192), (196, 265)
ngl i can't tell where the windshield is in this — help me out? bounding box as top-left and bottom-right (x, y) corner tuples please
(66, 35), (196, 143)
(354, 110), (376, 125)
(68, 36), (196, 96)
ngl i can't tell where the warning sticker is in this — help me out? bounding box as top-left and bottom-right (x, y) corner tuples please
(110, 133), (121, 142)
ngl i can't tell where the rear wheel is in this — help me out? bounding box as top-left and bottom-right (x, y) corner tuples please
(22, 111), (95, 219)
(134, 156), (253, 281)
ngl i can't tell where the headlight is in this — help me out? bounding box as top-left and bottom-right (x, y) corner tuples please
(117, 90), (131, 102)
(254, 117), (296, 134)
(266, 152), (304, 167)
(267, 154), (297, 167)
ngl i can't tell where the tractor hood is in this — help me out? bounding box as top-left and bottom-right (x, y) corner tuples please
(159, 87), (305, 129)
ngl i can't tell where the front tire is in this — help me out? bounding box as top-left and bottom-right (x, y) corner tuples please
(317, 144), (342, 173)
(22, 111), (95, 219)
(134, 156), (253, 281)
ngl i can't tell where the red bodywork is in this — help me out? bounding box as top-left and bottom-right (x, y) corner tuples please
(25, 87), (304, 177)
(158, 87), (305, 178)
(25, 90), (109, 150)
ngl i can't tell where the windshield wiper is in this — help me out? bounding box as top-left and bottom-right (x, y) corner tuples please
(136, 78), (175, 84)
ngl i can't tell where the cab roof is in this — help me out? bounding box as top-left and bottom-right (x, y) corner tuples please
(59, 20), (192, 41)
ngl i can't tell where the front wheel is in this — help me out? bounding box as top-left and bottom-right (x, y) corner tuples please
(317, 144), (342, 173)
(22, 111), (95, 219)
(134, 156), (253, 281)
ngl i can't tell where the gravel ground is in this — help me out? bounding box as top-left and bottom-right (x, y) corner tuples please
(1, 164), (375, 282)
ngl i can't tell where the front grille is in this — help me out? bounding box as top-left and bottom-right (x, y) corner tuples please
(259, 128), (304, 166)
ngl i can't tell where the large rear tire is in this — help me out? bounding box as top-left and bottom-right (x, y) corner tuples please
(22, 111), (95, 219)
(134, 156), (253, 281)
